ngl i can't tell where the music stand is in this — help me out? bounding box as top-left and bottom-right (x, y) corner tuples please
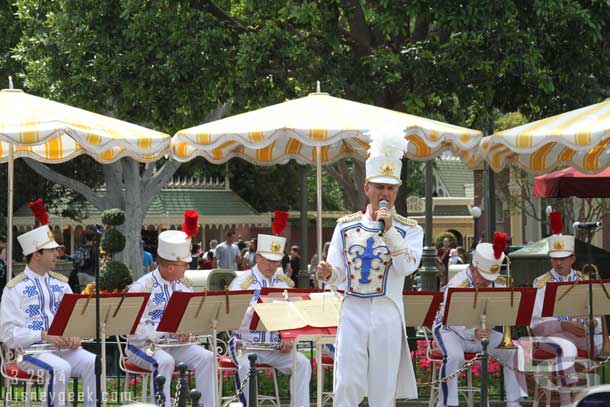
(403, 290), (443, 327)
(48, 292), (150, 405)
(157, 289), (254, 407)
(250, 288), (342, 407)
(541, 279), (610, 362)
(443, 287), (537, 407)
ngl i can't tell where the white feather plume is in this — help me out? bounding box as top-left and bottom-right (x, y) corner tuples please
(367, 128), (409, 160)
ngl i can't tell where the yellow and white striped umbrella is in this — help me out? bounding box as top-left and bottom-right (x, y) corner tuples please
(0, 88), (170, 163)
(479, 98), (610, 174)
(172, 92), (482, 164)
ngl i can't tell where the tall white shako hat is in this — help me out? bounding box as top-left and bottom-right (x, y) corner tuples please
(547, 211), (575, 258)
(157, 210), (199, 263)
(472, 232), (508, 281)
(257, 210), (288, 261)
(365, 128), (409, 185)
(17, 199), (60, 256)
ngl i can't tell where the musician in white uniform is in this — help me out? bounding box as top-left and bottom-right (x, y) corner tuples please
(0, 201), (97, 407)
(433, 234), (527, 407)
(317, 130), (423, 407)
(530, 212), (604, 406)
(127, 215), (215, 407)
(228, 233), (311, 407)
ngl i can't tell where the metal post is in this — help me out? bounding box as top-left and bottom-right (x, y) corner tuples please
(189, 390), (201, 407)
(298, 165), (310, 288)
(155, 376), (166, 407)
(419, 161), (439, 291)
(177, 363), (189, 407)
(248, 354), (258, 407)
(480, 338), (489, 407)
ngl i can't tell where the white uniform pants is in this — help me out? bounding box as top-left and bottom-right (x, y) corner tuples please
(228, 337), (311, 407)
(127, 344), (215, 407)
(333, 296), (403, 407)
(434, 327), (528, 406)
(19, 348), (96, 407)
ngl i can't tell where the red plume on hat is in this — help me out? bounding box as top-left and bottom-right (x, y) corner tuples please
(549, 211), (563, 235)
(28, 198), (49, 226)
(272, 210), (289, 236)
(492, 232), (508, 260)
(182, 210), (199, 238)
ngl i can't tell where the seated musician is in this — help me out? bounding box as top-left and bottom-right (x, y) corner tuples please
(0, 199), (96, 407)
(127, 211), (215, 407)
(433, 232), (527, 407)
(531, 212), (606, 406)
(228, 233), (311, 407)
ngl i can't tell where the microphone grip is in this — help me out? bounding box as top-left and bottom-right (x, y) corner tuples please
(378, 219), (385, 236)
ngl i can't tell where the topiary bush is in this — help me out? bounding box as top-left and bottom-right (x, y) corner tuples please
(435, 231), (457, 249)
(98, 208), (132, 292)
(100, 229), (126, 253)
(101, 209), (126, 226)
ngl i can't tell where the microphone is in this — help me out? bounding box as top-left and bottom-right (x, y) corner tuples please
(573, 221), (602, 230)
(378, 199), (389, 236)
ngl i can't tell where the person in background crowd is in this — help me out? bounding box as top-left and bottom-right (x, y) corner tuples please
(190, 243), (200, 269)
(198, 251), (214, 270)
(142, 240), (154, 273)
(243, 239), (257, 269)
(287, 245), (301, 287)
(213, 230), (241, 270)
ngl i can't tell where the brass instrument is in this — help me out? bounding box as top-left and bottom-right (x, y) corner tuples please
(145, 335), (209, 356)
(15, 343), (57, 362)
(234, 340), (281, 357)
(497, 256), (517, 349)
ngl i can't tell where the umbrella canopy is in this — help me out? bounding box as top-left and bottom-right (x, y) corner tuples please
(478, 98), (610, 174)
(0, 88), (170, 162)
(172, 91), (482, 264)
(172, 92), (482, 164)
(534, 166), (610, 198)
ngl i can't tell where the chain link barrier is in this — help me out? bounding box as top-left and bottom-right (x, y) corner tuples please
(416, 352), (483, 387)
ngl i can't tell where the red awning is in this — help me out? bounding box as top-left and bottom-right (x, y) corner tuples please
(534, 167), (610, 198)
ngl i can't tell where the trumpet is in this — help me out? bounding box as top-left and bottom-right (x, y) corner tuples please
(15, 344), (57, 362)
(234, 340), (281, 357)
(145, 335), (209, 356)
(497, 256), (517, 349)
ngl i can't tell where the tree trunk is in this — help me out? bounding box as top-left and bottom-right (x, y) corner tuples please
(326, 160), (367, 211)
(24, 157), (181, 279)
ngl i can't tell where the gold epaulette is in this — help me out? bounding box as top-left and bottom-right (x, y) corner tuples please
(337, 212), (362, 224)
(276, 273), (295, 288)
(496, 276), (507, 286)
(49, 271), (68, 283)
(145, 279), (155, 292)
(180, 277), (192, 288)
(458, 279), (470, 288)
(393, 213), (418, 227)
(6, 272), (26, 288)
(240, 275), (254, 290)
(575, 270), (589, 280)
(536, 273), (553, 289)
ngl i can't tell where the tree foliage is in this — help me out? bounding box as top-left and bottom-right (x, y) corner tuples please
(3, 0), (610, 254)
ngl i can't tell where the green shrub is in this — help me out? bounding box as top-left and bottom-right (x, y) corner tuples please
(101, 229), (126, 254)
(99, 261), (133, 292)
(435, 231), (457, 249)
(101, 209), (125, 226)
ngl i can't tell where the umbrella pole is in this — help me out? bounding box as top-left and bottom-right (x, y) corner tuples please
(316, 147), (322, 260)
(7, 144), (14, 280)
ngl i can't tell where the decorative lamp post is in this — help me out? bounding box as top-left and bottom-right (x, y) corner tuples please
(469, 205), (482, 248)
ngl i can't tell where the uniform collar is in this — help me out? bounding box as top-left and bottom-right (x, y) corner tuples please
(152, 267), (172, 285)
(550, 268), (575, 281)
(24, 265), (48, 280)
(252, 265), (276, 286)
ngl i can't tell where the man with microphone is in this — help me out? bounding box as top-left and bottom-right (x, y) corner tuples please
(317, 130), (423, 407)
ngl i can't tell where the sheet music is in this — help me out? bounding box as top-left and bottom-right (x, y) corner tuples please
(294, 300), (341, 327)
(63, 297), (145, 337)
(252, 302), (306, 331)
(252, 299), (342, 331)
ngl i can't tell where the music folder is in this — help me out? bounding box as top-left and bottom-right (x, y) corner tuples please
(157, 289), (254, 335)
(443, 287), (537, 327)
(541, 279), (610, 319)
(48, 292), (150, 337)
(403, 290), (443, 328)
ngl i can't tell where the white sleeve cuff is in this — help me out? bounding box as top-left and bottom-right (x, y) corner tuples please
(382, 227), (408, 256)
